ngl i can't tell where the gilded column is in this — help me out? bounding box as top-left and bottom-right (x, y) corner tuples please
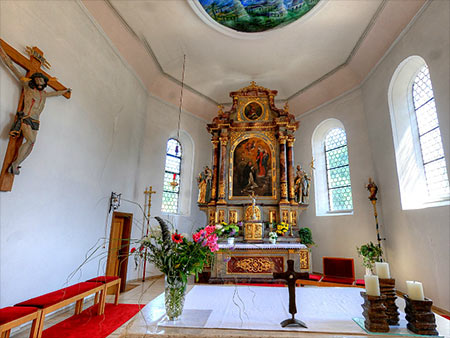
(217, 136), (228, 205)
(287, 136), (296, 205)
(209, 138), (219, 205)
(279, 133), (289, 204)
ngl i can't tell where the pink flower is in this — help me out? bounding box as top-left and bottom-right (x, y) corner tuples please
(204, 225), (216, 236)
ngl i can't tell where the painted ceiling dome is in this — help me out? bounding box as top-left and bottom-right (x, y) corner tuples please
(198, 0), (320, 33)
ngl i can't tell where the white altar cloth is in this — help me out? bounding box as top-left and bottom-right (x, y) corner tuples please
(218, 242), (307, 250)
(159, 285), (450, 337)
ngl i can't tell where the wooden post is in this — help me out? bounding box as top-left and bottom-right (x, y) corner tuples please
(278, 133), (289, 204)
(209, 137), (219, 205)
(217, 135), (228, 204)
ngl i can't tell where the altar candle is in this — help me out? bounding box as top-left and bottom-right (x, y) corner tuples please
(365, 275), (380, 296)
(406, 281), (424, 300)
(375, 262), (390, 279)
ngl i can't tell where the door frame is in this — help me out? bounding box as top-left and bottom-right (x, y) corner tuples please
(106, 211), (133, 292)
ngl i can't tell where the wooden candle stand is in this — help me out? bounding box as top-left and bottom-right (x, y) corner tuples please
(404, 295), (438, 336)
(360, 291), (389, 332)
(379, 278), (399, 325)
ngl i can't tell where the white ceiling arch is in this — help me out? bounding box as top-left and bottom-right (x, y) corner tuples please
(83, 0), (427, 120)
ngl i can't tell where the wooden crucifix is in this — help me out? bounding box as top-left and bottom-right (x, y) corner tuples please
(273, 259), (310, 328)
(0, 39), (71, 192)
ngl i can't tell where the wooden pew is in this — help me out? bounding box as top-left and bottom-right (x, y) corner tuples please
(0, 307), (41, 338)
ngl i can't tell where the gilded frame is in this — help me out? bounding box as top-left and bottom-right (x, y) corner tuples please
(237, 97), (269, 122)
(229, 132), (277, 199)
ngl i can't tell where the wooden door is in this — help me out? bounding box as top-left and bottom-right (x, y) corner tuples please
(106, 212), (133, 293)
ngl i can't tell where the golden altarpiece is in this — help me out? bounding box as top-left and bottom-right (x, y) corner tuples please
(198, 82), (311, 283)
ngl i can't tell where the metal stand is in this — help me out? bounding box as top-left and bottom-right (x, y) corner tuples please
(280, 314), (307, 328)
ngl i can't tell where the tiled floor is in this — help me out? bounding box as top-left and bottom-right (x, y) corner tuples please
(10, 276), (166, 338)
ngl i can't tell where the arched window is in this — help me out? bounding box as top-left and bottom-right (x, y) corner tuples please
(389, 56), (449, 209)
(312, 119), (354, 216)
(412, 65), (449, 198)
(161, 138), (182, 213)
(325, 128), (353, 211)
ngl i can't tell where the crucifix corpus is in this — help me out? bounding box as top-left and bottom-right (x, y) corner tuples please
(0, 39), (71, 191)
(273, 259), (309, 328)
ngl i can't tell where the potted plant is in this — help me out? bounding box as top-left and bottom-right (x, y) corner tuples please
(357, 241), (383, 274)
(268, 231), (278, 244)
(218, 222), (240, 244)
(131, 217), (220, 320)
(298, 227), (315, 247)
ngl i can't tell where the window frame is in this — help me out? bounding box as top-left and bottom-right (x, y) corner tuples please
(388, 56), (450, 209)
(324, 128), (353, 212)
(312, 118), (354, 216)
(161, 138), (182, 214)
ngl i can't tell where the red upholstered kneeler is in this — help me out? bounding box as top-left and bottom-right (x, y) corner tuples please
(0, 306), (41, 338)
(86, 276), (121, 305)
(322, 257), (355, 285)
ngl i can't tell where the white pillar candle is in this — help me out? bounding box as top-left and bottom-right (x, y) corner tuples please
(365, 275), (380, 296)
(406, 281), (425, 301)
(375, 262), (390, 279)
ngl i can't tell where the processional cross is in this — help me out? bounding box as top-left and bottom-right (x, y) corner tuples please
(0, 39), (71, 191)
(273, 259), (309, 328)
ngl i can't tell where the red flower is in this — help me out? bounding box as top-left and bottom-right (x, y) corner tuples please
(172, 233), (184, 244)
(130, 247), (136, 253)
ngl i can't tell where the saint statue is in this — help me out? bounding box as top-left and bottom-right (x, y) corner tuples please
(301, 172), (311, 204)
(294, 165), (305, 203)
(197, 166), (212, 204)
(0, 44), (71, 175)
(366, 177), (378, 201)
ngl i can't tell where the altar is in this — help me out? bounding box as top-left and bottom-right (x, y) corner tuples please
(209, 241), (311, 283)
(197, 83), (314, 280)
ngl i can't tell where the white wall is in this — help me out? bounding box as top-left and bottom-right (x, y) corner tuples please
(0, 1), (212, 307)
(294, 89), (382, 281)
(129, 95), (212, 279)
(360, 0), (449, 310)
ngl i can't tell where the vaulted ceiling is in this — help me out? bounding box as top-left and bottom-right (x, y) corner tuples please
(83, 0), (426, 120)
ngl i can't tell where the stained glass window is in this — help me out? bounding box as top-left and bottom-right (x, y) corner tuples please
(412, 65), (449, 198)
(325, 128), (353, 211)
(161, 139), (182, 213)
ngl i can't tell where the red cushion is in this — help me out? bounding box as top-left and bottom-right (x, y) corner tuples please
(15, 282), (100, 309)
(0, 306), (38, 325)
(322, 276), (355, 284)
(86, 276), (119, 284)
(356, 279), (365, 286)
(308, 274), (322, 281)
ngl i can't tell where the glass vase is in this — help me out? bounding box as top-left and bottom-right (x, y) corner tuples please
(164, 275), (187, 321)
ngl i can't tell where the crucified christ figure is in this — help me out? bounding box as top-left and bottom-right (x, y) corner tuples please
(0, 44), (71, 175)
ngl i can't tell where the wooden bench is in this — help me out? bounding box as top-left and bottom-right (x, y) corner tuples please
(0, 306), (41, 338)
(86, 276), (121, 305)
(15, 282), (105, 338)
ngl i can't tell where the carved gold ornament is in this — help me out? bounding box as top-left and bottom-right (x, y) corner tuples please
(300, 250), (309, 269)
(235, 258), (275, 273)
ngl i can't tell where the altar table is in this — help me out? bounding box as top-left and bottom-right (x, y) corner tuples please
(119, 285), (450, 337)
(209, 241), (311, 284)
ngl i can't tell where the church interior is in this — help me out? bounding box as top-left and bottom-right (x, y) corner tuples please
(0, 0), (449, 337)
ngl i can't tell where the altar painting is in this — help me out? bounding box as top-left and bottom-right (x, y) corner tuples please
(233, 138), (272, 197)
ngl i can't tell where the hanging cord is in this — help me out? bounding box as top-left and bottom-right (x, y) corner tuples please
(176, 54), (186, 145)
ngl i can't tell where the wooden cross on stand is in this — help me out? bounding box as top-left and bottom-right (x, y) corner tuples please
(0, 39), (71, 192)
(273, 259), (310, 328)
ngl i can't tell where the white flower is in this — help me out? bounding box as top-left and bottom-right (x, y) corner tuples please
(215, 224), (223, 230)
(149, 225), (162, 238)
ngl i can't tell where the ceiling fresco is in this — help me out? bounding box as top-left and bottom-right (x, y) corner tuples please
(198, 0), (320, 33)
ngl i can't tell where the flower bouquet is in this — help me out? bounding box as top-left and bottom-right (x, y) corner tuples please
(276, 222), (289, 236)
(268, 231), (278, 244)
(217, 222), (240, 244)
(131, 217), (220, 320)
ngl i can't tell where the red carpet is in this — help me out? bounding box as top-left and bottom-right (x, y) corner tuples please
(42, 303), (142, 338)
